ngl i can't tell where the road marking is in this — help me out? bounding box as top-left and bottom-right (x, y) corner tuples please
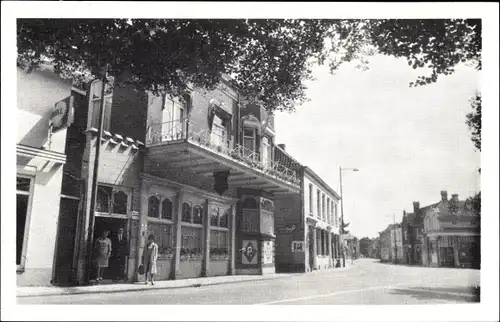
(254, 284), (404, 305)
(388, 287), (478, 299)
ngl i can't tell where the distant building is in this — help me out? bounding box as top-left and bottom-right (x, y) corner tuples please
(401, 202), (424, 266)
(390, 223), (404, 264)
(379, 227), (392, 262)
(421, 191), (480, 268)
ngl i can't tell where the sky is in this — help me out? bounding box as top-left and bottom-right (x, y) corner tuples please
(274, 54), (481, 239)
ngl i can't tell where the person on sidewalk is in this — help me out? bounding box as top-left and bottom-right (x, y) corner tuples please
(142, 234), (158, 285)
(94, 230), (112, 282)
(111, 227), (129, 281)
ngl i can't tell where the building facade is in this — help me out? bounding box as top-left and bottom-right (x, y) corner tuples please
(51, 75), (303, 286)
(379, 226), (392, 262)
(16, 66), (72, 286)
(421, 191), (480, 268)
(390, 223), (404, 264)
(274, 167), (341, 272)
(401, 202), (424, 266)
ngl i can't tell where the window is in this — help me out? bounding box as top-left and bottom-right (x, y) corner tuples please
(148, 196), (160, 218)
(162, 96), (186, 140)
(243, 128), (257, 158)
(147, 221), (174, 258)
(193, 205), (203, 225)
(334, 203), (338, 226)
(242, 197), (257, 209)
(89, 80), (113, 131)
(219, 208), (229, 228)
(211, 114), (228, 148)
(327, 198), (331, 223)
(181, 226), (202, 259)
(308, 184), (313, 216)
(210, 230), (228, 259)
(317, 190), (321, 218)
(322, 194), (326, 220)
(97, 185), (129, 215)
(17, 176), (33, 267)
(182, 203), (192, 223)
(161, 198), (173, 220)
(261, 136), (272, 168)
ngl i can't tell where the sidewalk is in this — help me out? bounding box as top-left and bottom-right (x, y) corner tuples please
(17, 262), (356, 298)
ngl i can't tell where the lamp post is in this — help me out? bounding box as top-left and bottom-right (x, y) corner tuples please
(339, 166), (359, 267)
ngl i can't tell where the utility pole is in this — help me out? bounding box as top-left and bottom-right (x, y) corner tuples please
(86, 70), (108, 284)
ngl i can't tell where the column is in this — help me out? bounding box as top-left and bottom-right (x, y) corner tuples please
(172, 190), (184, 279)
(135, 181), (149, 282)
(312, 227), (317, 270)
(202, 199), (210, 277)
(453, 236), (460, 267)
(327, 230), (333, 268)
(228, 204), (236, 275)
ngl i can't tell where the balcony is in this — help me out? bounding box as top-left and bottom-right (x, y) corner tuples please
(145, 118), (300, 195)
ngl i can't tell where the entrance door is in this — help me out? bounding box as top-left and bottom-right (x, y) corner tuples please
(308, 226), (314, 270)
(91, 216), (129, 281)
(439, 247), (454, 267)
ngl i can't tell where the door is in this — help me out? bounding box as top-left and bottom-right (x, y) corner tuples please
(91, 216), (129, 280)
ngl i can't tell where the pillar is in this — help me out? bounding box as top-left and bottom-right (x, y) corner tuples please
(312, 227), (318, 270)
(228, 204), (236, 275)
(327, 230), (333, 268)
(202, 199), (210, 277)
(135, 181), (149, 282)
(453, 236), (460, 267)
(172, 191), (184, 279)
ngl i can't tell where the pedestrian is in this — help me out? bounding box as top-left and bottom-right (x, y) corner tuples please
(142, 234), (158, 285)
(94, 230), (112, 282)
(111, 227), (129, 281)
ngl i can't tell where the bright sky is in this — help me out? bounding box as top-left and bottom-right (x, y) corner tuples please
(275, 54), (481, 239)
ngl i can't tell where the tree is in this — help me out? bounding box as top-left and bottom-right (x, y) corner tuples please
(17, 19), (481, 113)
(466, 92), (482, 152)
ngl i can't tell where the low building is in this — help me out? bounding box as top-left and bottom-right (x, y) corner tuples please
(16, 66), (72, 286)
(421, 191), (480, 268)
(274, 166), (341, 272)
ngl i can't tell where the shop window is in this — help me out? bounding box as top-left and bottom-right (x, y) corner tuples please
(113, 191), (128, 214)
(242, 197), (257, 209)
(210, 230), (228, 260)
(148, 196), (160, 218)
(162, 198), (173, 220)
(17, 176), (33, 268)
(147, 221), (174, 259)
(181, 226), (203, 259)
(210, 207), (220, 226)
(182, 203), (192, 223)
(193, 205), (203, 225)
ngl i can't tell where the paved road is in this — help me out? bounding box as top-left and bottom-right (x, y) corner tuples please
(18, 259), (480, 305)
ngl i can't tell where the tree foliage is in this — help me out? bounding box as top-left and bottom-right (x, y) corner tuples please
(17, 19), (481, 112)
(466, 92), (482, 151)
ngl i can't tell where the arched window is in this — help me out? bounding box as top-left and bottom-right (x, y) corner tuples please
(162, 198), (173, 220)
(148, 196), (160, 218)
(113, 191), (128, 214)
(220, 208), (229, 228)
(210, 207), (219, 226)
(193, 205), (203, 225)
(96, 185), (112, 213)
(242, 197), (257, 209)
(182, 203), (192, 223)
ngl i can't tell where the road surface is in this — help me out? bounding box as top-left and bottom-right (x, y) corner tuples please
(18, 259), (480, 305)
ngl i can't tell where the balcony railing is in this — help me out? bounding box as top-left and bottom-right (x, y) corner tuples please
(146, 118), (300, 186)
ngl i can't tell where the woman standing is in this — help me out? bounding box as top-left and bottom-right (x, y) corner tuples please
(142, 234), (158, 285)
(94, 230), (112, 282)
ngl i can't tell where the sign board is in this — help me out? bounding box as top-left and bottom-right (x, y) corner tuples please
(277, 224), (296, 234)
(50, 96), (73, 133)
(263, 241), (273, 264)
(242, 240), (257, 264)
(292, 241), (305, 252)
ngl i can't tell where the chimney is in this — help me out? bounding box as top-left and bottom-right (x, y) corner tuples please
(451, 194), (459, 201)
(413, 201), (420, 213)
(278, 144), (286, 151)
(440, 190), (448, 202)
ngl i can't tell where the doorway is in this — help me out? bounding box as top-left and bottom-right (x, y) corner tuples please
(308, 226), (315, 271)
(90, 216), (129, 281)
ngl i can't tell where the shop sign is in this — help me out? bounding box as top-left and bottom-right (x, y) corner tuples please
(50, 96), (73, 133)
(263, 241), (273, 264)
(292, 241), (305, 252)
(242, 240), (257, 264)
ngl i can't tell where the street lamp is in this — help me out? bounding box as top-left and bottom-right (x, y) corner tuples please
(339, 166), (359, 267)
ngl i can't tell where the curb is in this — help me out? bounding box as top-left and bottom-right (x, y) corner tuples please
(17, 264), (357, 298)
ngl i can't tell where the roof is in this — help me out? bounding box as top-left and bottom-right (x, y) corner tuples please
(303, 166), (341, 200)
(438, 214), (478, 222)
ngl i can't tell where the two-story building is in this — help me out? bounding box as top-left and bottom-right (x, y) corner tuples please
(421, 191), (480, 268)
(51, 74), (302, 286)
(401, 202), (424, 265)
(16, 65), (72, 286)
(274, 166), (341, 272)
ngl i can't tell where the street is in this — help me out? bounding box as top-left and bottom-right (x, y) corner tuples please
(18, 259), (480, 305)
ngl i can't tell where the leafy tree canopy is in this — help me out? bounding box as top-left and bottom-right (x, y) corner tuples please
(17, 19), (481, 113)
(466, 92), (482, 151)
